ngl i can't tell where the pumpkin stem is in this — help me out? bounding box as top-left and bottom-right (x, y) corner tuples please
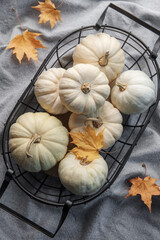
(26, 133), (41, 158)
(116, 82), (127, 92)
(81, 83), (91, 94)
(98, 51), (109, 67)
(80, 157), (91, 166)
(85, 117), (103, 128)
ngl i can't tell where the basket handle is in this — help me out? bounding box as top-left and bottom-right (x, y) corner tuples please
(0, 169), (72, 238)
(95, 3), (160, 58)
(95, 3), (160, 35)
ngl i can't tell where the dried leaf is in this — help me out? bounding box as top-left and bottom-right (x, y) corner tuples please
(70, 125), (104, 163)
(32, 0), (62, 28)
(6, 30), (46, 63)
(125, 176), (160, 212)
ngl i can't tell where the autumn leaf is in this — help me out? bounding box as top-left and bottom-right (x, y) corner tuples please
(125, 175), (160, 212)
(32, 0), (62, 29)
(6, 30), (46, 63)
(70, 125), (104, 163)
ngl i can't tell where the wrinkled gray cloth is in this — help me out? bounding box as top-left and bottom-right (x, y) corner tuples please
(0, 0), (160, 239)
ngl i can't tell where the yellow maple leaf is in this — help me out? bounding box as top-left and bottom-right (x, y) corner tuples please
(125, 176), (160, 213)
(6, 30), (46, 63)
(70, 125), (104, 163)
(32, 0), (62, 29)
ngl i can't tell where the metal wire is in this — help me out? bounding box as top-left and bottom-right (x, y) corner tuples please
(2, 25), (160, 207)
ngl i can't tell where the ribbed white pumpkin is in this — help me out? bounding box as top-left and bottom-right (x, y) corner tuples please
(69, 101), (123, 149)
(9, 112), (69, 172)
(34, 68), (68, 115)
(58, 153), (108, 196)
(111, 70), (156, 114)
(59, 64), (110, 114)
(73, 33), (125, 83)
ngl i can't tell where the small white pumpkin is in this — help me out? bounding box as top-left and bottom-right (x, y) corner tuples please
(69, 101), (123, 149)
(73, 33), (125, 83)
(9, 112), (69, 172)
(111, 70), (156, 114)
(34, 68), (68, 115)
(58, 152), (108, 196)
(59, 64), (110, 114)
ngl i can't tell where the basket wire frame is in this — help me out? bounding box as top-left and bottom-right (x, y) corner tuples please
(2, 25), (160, 208)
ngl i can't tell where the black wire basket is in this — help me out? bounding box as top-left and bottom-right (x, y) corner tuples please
(1, 4), (160, 238)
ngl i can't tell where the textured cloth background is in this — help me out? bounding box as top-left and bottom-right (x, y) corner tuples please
(0, 0), (160, 239)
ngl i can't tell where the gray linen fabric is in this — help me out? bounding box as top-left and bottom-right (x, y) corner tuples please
(0, 0), (160, 239)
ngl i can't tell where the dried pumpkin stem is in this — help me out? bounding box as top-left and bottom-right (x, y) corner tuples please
(85, 117), (99, 122)
(98, 50), (109, 66)
(116, 82), (127, 92)
(80, 157), (91, 166)
(85, 117), (103, 128)
(26, 133), (41, 158)
(81, 83), (91, 94)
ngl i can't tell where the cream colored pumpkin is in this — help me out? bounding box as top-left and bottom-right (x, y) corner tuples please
(69, 101), (123, 149)
(58, 153), (108, 196)
(111, 70), (156, 114)
(59, 64), (110, 114)
(9, 112), (69, 172)
(73, 33), (124, 83)
(34, 68), (68, 115)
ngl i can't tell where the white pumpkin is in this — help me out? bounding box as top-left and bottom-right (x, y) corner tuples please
(34, 68), (68, 115)
(111, 70), (156, 114)
(69, 101), (123, 149)
(58, 153), (108, 196)
(9, 112), (69, 172)
(59, 64), (110, 114)
(73, 33), (125, 83)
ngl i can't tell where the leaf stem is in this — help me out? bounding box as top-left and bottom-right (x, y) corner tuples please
(99, 148), (119, 154)
(12, 8), (23, 35)
(142, 163), (147, 179)
(56, 0), (64, 9)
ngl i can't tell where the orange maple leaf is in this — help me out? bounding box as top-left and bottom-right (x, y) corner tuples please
(70, 125), (104, 163)
(6, 30), (46, 63)
(32, 0), (62, 29)
(125, 176), (160, 212)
